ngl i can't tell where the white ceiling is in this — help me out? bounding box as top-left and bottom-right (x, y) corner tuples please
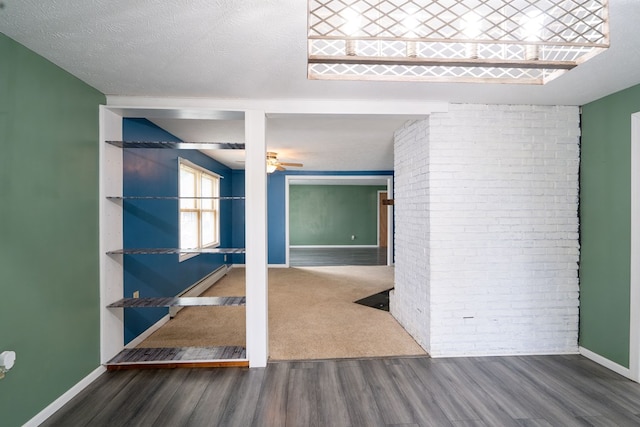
(150, 116), (408, 170)
(2, 0), (639, 171)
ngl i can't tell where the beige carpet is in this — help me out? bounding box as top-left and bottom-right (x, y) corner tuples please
(138, 266), (426, 360)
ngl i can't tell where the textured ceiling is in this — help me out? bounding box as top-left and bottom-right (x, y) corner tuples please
(150, 116), (408, 170)
(2, 0), (640, 171)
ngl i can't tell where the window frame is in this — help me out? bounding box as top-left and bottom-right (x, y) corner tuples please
(178, 158), (221, 262)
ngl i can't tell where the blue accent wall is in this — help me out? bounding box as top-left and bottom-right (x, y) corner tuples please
(268, 172), (287, 264)
(231, 169), (246, 264)
(122, 118), (236, 343)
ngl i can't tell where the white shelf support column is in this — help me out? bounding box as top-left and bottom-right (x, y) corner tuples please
(630, 112), (640, 382)
(99, 106), (125, 363)
(245, 110), (269, 367)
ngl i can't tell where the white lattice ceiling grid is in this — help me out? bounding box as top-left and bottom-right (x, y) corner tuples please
(308, 0), (609, 84)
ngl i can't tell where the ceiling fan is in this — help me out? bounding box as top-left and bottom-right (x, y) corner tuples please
(266, 152), (303, 173)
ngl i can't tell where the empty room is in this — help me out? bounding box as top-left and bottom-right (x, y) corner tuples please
(3, 1), (640, 426)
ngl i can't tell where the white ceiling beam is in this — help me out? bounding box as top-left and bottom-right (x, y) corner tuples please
(106, 96), (449, 117)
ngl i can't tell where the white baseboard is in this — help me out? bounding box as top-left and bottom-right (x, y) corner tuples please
(268, 264), (288, 268)
(579, 346), (632, 379)
(125, 314), (170, 349)
(30, 267), (234, 425)
(25, 365), (106, 427)
(429, 349), (580, 358)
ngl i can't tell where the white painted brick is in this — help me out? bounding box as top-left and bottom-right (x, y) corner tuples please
(392, 103), (580, 357)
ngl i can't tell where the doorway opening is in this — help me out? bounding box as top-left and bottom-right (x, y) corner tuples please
(285, 175), (394, 267)
(100, 103), (444, 367)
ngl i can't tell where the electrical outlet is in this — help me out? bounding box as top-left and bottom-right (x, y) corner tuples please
(133, 291), (139, 298)
(224, 255), (227, 262)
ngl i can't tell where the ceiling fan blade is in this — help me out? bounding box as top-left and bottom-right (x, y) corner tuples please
(278, 162), (303, 167)
(276, 165), (286, 171)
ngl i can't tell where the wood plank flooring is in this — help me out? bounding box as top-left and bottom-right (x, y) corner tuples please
(42, 354), (640, 426)
(290, 247), (387, 266)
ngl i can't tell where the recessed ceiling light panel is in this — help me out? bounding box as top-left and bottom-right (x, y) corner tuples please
(308, 0), (609, 84)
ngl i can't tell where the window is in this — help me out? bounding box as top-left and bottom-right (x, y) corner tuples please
(179, 159), (220, 257)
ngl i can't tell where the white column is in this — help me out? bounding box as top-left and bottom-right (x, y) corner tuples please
(630, 113), (640, 382)
(99, 106), (124, 363)
(245, 110), (269, 367)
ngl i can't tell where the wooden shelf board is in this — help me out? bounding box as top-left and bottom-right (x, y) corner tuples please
(107, 296), (246, 308)
(106, 140), (245, 150)
(106, 248), (245, 255)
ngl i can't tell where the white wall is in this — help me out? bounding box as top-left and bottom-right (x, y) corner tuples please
(392, 104), (580, 357)
(391, 119), (432, 352)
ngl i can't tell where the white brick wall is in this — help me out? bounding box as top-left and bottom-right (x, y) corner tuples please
(391, 119), (431, 352)
(392, 104), (580, 357)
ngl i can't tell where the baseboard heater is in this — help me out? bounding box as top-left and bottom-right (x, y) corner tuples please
(169, 264), (230, 318)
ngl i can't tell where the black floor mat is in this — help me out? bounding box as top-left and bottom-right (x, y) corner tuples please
(354, 288), (393, 311)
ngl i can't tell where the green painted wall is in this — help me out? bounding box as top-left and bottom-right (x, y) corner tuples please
(579, 83), (640, 368)
(0, 34), (105, 426)
(289, 185), (385, 246)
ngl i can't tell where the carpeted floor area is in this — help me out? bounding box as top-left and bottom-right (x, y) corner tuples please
(138, 266), (426, 360)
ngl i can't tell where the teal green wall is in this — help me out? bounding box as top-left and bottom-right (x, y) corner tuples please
(580, 83), (640, 368)
(289, 185), (385, 246)
(0, 34), (105, 426)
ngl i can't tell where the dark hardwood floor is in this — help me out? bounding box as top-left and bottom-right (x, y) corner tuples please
(289, 247), (388, 266)
(42, 354), (640, 426)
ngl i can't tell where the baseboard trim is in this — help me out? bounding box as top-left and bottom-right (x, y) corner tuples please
(429, 350), (580, 358)
(125, 314), (171, 349)
(268, 264), (288, 268)
(24, 365), (106, 427)
(579, 346), (632, 379)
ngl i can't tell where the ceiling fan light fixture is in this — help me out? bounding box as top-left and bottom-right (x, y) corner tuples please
(266, 163), (278, 174)
(307, 0), (609, 84)
(266, 151), (278, 174)
(265, 152), (304, 173)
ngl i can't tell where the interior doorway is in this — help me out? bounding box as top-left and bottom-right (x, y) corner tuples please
(285, 175), (394, 267)
(379, 191), (388, 248)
